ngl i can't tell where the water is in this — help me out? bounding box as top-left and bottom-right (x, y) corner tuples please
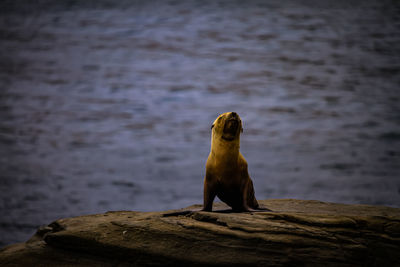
(1, 0), (399, 247)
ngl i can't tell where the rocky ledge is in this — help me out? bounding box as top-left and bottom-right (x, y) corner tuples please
(1, 199), (400, 266)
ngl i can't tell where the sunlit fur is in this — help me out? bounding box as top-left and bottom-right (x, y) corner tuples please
(203, 112), (259, 212)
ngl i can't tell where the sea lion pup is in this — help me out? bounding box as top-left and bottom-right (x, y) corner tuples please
(203, 112), (266, 212)
(162, 112), (267, 217)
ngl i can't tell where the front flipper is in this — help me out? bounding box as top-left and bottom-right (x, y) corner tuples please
(245, 178), (272, 211)
(202, 174), (217, 212)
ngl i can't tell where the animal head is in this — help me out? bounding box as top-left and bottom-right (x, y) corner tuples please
(211, 112), (243, 142)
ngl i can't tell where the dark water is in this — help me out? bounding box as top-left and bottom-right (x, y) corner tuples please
(1, 0), (399, 247)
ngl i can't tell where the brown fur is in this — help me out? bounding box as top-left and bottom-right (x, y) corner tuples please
(203, 112), (260, 211)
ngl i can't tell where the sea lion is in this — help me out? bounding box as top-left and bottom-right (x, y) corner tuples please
(203, 112), (263, 212)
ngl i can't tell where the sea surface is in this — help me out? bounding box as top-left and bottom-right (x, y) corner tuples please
(1, 0), (399, 247)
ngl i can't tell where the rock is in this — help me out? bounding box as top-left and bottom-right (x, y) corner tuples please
(1, 199), (400, 266)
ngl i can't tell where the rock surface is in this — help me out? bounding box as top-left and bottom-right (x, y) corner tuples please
(1, 199), (400, 266)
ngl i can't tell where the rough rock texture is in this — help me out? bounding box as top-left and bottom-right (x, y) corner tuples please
(1, 199), (400, 266)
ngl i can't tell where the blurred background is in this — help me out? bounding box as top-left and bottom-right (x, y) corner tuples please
(0, 0), (399, 247)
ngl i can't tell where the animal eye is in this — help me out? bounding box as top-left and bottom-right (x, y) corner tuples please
(211, 124), (214, 129)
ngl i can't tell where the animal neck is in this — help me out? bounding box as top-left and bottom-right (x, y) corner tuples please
(211, 135), (240, 163)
